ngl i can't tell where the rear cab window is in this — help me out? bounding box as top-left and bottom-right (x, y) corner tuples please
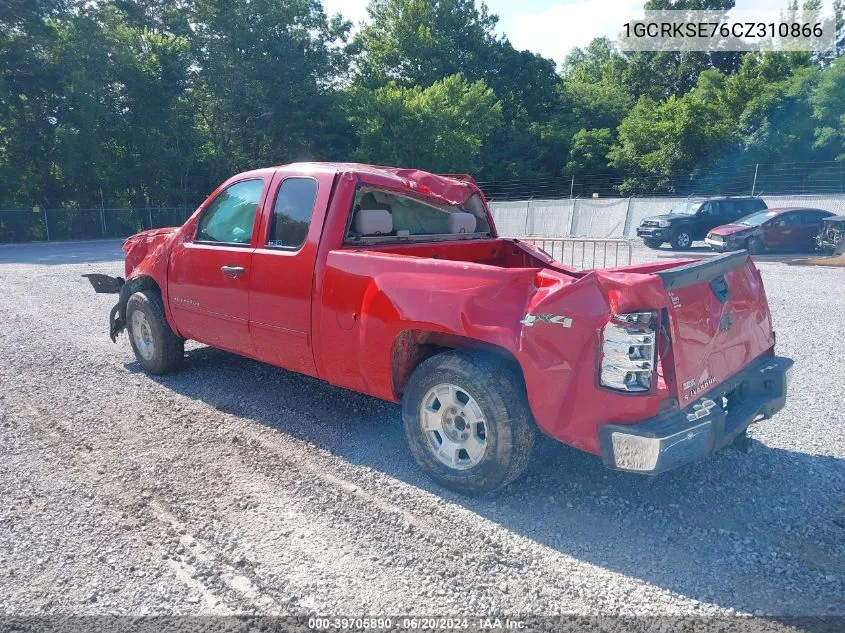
(344, 187), (492, 244)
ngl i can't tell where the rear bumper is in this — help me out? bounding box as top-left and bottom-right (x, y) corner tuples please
(598, 355), (793, 474)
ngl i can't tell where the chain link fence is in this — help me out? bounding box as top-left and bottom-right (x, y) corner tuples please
(4, 193), (845, 244)
(490, 194), (845, 239)
(0, 207), (195, 243)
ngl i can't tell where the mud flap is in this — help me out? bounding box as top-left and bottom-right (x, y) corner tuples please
(81, 273), (125, 294)
(82, 274), (126, 342)
(731, 428), (753, 453)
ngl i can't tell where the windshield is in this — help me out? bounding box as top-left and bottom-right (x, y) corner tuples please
(345, 187), (491, 243)
(738, 210), (779, 226)
(670, 201), (704, 215)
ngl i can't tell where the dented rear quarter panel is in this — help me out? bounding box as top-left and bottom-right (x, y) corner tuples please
(317, 247), (682, 454)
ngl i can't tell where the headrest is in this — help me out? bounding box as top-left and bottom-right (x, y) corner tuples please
(354, 208), (393, 236)
(448, 212), (477, 234)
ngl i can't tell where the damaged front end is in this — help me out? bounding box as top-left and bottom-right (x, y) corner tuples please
(81, 273), (128, 342)
(81, 226), (179, 343)
(817, 217), (845, 254)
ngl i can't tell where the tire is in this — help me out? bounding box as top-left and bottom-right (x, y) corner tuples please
(402, 351), (536, 495)
(746, 236), (764, 255)
(670, 230), (693, 250)
(125, 289), (184, 374)
(643, 238), (663, 249)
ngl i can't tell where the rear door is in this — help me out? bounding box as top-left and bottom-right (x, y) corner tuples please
(763, 212), (799, 251)
(795, 211), (830, 251)
(168, 178), (268, 354)
(658, 252), (775, 404)
(248, 168), (334, 377)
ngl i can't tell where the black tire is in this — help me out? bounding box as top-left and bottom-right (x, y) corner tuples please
(642, 238), (663, 249)
(670, 230), (693, 250)
(402, 351), (536, 495)
(746, 236), (764, 255)
(125, 289), (184, 374)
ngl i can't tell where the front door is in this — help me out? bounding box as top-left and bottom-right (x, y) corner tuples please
(693, 201), (720, 240)
(168, 178), (267, 355)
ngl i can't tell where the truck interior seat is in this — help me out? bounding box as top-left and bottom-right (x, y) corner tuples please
(448, 212), (476, 234)
(354, 209), (393, 236)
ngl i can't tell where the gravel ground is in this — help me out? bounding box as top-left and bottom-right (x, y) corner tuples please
(0, 240), (843, 623)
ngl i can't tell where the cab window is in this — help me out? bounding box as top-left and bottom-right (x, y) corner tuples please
(345, 187), (491, 242)
(267, 177), (319, 249)
(196, 179), (264, 245)
(771, 213), (800, 227)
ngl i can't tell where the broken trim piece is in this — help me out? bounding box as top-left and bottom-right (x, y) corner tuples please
(520, 314), (574, 328)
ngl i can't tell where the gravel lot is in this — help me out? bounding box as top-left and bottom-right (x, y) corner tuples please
(0, 240), (843, 623)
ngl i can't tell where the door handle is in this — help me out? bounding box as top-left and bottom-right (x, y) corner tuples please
(221, 265), (246, 276)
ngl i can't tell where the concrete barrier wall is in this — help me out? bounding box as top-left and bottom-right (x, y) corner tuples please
(489, 195), (845, 238)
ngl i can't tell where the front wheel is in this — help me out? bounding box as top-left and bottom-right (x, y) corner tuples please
(126, 289), (185, 374)
(670, 230), (693, 250)
(402, 351), (536, 495)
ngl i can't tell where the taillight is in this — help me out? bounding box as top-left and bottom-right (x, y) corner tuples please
(600, 311), (657, 393)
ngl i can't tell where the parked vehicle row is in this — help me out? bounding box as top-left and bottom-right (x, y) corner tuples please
(637, 196), (840, 254)
(636, 197), (767, 250)
(86, 163), (792, 495)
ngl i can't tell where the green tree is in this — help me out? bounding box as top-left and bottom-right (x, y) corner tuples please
(348, 74), (502, 173)
(609, 70), (739, 193)
(355, 0), (498, 87)
(812, 55), (845, 160)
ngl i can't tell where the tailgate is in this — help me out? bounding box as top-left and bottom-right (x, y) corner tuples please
(657, 251), (775, 404)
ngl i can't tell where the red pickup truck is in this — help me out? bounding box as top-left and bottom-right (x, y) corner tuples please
(87, 163), (793, 494)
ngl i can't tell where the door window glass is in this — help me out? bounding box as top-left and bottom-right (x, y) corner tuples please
(196, 179), (264, 244)
(699, 202), (716, 216)
(772, 213), (800, 227)
(267, 178), (319, 249)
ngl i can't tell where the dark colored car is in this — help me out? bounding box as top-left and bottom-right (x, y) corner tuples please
(637, 197), (768, 250)
(706, 208), (834, 254)
(817, 215), (845, 254)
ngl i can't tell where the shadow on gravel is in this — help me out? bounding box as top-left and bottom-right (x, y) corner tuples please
(138, 346), (845, 618)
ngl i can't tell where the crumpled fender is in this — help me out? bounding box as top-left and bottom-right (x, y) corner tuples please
(116, 227), (182, 337)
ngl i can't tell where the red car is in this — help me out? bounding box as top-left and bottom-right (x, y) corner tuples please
(705, 207), (834, 254)
(86, 163), (792, 494)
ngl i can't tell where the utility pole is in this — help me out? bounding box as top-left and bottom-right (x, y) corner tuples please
(569, 175), (575, 199)
(751, 164), (759, 196)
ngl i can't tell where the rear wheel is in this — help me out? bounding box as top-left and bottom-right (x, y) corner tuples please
(643, 238), (663, 249)
(402, 351), (536, 495)
(746, 236), (764, 255)
(126, 289), (184, 374)
(670, 230), (692, 250)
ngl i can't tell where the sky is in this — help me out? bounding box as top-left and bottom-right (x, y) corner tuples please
(321, 1), (815, 67)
